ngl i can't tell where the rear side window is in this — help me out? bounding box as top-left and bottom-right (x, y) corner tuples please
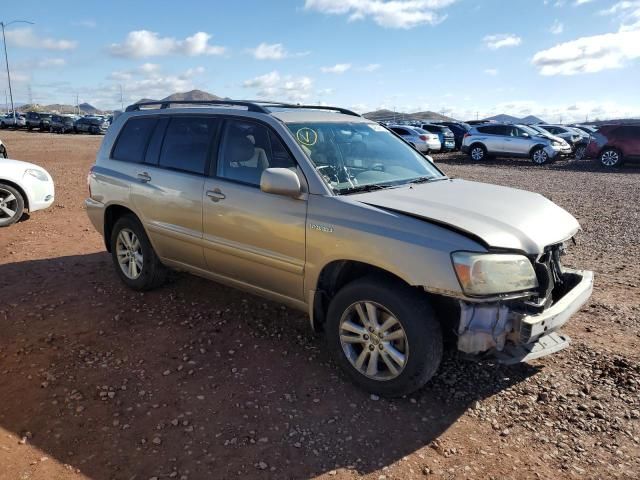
(391, 127), (409, 135)
(477, 125), (498, 134)
(159, 116), (218, 174)
(614, 126), (640, 139)
(112, 117), (158, 163)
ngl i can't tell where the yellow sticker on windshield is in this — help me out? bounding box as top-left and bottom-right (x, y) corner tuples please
(296, 127), (318, 146)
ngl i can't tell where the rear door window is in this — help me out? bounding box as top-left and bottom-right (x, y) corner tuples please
(111, 117), (158, 163)
(158, 116), (219, 175)
(615, 126), (640, 139)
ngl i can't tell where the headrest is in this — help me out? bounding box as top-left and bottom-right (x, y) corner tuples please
(226, 131), (255, 163)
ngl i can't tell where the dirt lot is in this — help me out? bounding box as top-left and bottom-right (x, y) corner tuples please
(0, 130), (638, 480)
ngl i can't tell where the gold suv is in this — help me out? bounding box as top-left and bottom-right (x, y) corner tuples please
(86, 100), (593, 396)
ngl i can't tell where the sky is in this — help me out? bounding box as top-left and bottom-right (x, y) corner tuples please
(1, 0), (639, 122)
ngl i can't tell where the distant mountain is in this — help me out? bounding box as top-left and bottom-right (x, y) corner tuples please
(480, 114), (546, 124)
(363, 109), (456, 123)
(16, 102), (103, 114)
(162, 89), (221, 102)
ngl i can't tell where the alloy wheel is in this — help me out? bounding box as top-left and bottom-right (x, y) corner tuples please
(115, 228), (144, 280)
(533, 149), (548, 164)
(0, 187), (19, 220)
(471, 147), (485, 161)
(339, 301), (409, 381)
(574, 146), (586, 160)
(601, 150), (619, 167)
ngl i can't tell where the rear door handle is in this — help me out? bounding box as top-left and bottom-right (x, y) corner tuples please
(206, 189), (226, 202)
(137, 172), (152, 183)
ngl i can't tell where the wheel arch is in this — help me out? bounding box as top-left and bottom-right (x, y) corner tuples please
(528, 143), (547, 157)
(310, 259), (457, 334)
(103, 204), (139, 252)
(0, 178), (30, 211)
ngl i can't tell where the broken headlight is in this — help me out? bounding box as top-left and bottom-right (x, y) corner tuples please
(451, 252), (539, 296)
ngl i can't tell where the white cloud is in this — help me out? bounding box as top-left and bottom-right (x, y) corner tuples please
(321, 63), (352, 73)
(5, 27), (76, 50)
(247, 42), (310, 60)
(37, 58), (66, 68)
(599, 1), (640, 31)
(483, 33), (522, 49)
(242, 70), (313, 101)
(105, 64), (208, 105)
(550, 20), (564, 34)
(573, 0), (595, 5)
(110, 30), (226, 58)
(304, 0), (457, 29)
(360, 63), (381, 72)
(484, 68), (498, 75)
(532, 28), (640, 75)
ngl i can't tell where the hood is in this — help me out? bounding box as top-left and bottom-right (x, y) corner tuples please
(0, 157), (43, 171)
(354, 179), (580, 254)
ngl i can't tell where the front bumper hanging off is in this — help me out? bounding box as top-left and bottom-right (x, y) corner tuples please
(456, 268), (594, 364)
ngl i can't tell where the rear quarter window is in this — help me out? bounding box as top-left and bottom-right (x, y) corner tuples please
(158, 116), (218, 174)
(111, 117), (159, 163)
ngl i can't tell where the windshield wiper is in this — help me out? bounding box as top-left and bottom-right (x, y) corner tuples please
(407, 176), (446, 185)
(338, 183), (396, 195)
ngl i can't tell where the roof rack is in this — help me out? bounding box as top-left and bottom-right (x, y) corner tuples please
(125, 99), (270, 113)
(124, 99), (361, 118)
(255, 102), (361, 118)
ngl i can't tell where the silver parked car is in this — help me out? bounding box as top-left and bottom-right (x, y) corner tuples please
(535, 124), (589, 159)
(388, 125), (441, 153)
(86, 100), (593, 396)
(462, 123), (570, 164)
(0, 113), (26, 129)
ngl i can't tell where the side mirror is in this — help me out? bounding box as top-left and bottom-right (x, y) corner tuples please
(260, 168), (302, 197)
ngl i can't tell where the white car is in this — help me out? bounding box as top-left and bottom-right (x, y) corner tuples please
(0, 156), (55, 227)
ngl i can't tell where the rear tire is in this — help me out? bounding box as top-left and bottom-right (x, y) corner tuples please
(326, 276), (443, 397)
(110, 214), (167, 291)
(599, 148), (622, 168)
(0, 146), (7, 158)
(469, 144), (487, 161)
(0, 183), (24, 227)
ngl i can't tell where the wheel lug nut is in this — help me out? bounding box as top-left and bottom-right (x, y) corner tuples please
(369, 345), (374, 351)
(363, 334), (369, 340)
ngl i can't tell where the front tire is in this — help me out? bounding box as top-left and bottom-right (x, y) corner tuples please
(110, 215), (167, 291)
(531, 147), (550, 165)
(0, 183), (25, 227)
(0, 146), (7, 158)
(326, 277), (443, 397)
(599, 148), (622, 168)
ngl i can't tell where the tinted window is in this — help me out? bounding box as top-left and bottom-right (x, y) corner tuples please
(422, 125), (438, 133)
(477, 125), (500, 134)
(112, 117), (158, 163)
(391, 127), (409, 135)
(217, 120), (295, 186)
(159, 116), (218, 174)
(615, 126), (640, 139)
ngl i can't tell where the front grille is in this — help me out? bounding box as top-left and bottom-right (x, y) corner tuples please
(532, 243), (567, 308)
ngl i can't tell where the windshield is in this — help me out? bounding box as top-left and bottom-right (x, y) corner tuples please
(518, 125), (541, 136)
(286, 121), (445, 194)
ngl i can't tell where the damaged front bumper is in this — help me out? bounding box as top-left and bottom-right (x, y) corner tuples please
(456, 268), (593, 364)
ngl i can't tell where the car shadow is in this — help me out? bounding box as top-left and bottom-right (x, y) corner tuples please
(0, 254), (540, 479)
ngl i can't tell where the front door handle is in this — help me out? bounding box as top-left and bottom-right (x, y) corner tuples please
(137, 172), (152, 183)
(206, 189), (226, 202)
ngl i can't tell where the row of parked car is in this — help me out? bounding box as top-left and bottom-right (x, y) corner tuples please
(0, 112), (111, 135)
(386, 119), (638, 168)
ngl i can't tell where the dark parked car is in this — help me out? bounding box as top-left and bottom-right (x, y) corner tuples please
(585, 124), (640, 168)
(419, 124), (455, 152)
(50, 115), (75, 133)
(25, 112), (53, 131)
(435, 121), (470, 150)
(74, 116), (110, 134)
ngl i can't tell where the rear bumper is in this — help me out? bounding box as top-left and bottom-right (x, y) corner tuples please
(85, 198), (105, 236)
(457, 268), (593, 363)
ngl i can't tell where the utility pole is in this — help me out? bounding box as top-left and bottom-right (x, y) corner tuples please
(1, 20), (35, 123)
(75, 93), (79, 115)
(27, 84), (33, 105)
(119, 84), (124, 111)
